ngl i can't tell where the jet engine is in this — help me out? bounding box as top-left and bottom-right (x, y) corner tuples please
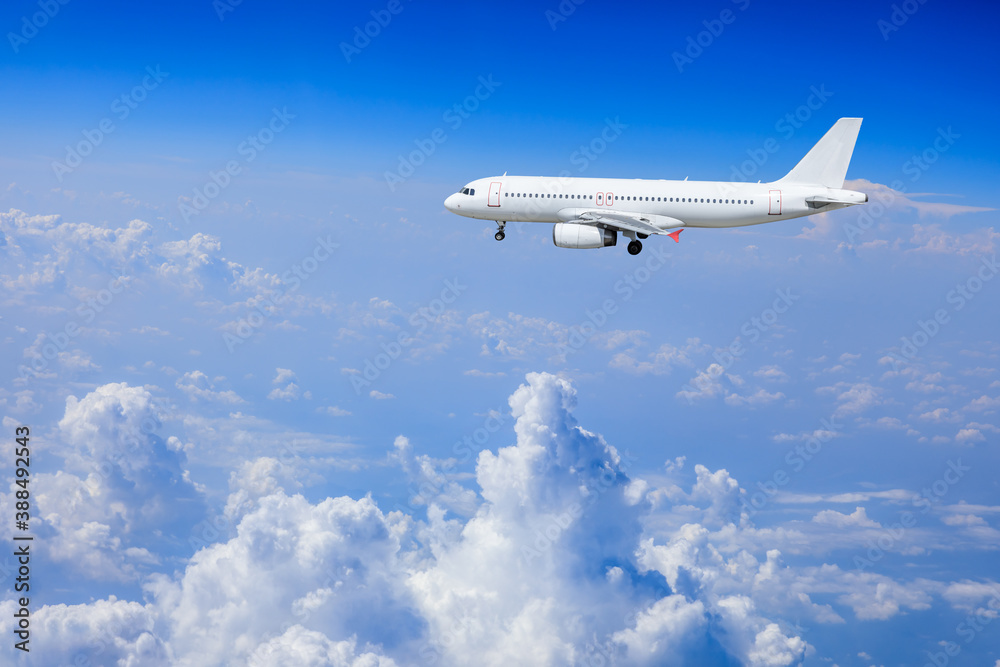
(552, 223), (617, 249)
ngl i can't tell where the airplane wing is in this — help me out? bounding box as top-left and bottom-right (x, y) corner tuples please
(574, 211), (684, 237)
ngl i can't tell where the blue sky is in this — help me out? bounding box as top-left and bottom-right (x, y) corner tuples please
(1, 1), (999, 665)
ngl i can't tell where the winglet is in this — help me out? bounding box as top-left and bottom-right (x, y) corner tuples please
(668, 229), (683, 243)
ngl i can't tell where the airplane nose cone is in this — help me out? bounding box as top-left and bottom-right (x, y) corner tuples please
(444, 194), (461, 212)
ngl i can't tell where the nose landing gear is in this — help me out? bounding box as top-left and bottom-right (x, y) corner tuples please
(495, 221), (506, 241)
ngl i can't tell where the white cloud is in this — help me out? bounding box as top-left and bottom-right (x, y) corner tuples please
(33, 383), (205, 580)
(274, 367), (296, 384)
(268, 382), (303, 401)
(370, 390), (395, 400)
(754, 365), (790, 382)
(919, 407), (961, 423)
(955, 428), (986, 444)
(176, 370), (245, 404)
(965, 395), (1000, 412)
(609, 338), (707, 376)
(463, 369), (506, 378)
(248, 627), (399, 667)
(676, 363), (727, 402)
(818, 382), (883, 417)
(2, 373), (991, 666)
(725, 388), (786, 407)
(812, 507), (880, 529)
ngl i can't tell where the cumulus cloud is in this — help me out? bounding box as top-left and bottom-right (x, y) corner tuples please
(609, 338), (708, 376)
(818, 381), (883, 417)
(2, 373), (990, 666)
(176, 370), (245, 404)
(32, 383), (205, 580)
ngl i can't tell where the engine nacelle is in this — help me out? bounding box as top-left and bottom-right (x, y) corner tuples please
(552, 223), (617, 249)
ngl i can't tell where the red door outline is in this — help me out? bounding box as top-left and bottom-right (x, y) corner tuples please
(488, 181), (502, 207)
(768, 189), (782, 215)
(606, 192), (614, 206)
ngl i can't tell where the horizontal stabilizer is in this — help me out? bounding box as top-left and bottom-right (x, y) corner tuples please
(805, 192), (868, 208)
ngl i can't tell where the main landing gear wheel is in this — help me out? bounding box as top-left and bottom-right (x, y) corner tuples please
(495, 221), (506, 241)
(495, 231), (505, 241)
(627, 240), (643, 255)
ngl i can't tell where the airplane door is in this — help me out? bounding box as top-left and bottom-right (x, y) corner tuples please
(596, 192), (604, 206)
(488, 181), (502, 207)
(768, 189), (782, 215)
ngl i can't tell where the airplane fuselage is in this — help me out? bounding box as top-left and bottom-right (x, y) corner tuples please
(444, 175), (865, 228)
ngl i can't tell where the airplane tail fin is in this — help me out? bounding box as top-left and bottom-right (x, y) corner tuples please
(775, 118), (862, 188)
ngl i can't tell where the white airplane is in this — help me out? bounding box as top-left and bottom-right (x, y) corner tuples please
(444, 118), (867, 255)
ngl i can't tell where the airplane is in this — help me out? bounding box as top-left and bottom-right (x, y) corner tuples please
(443, 118), (867, 255)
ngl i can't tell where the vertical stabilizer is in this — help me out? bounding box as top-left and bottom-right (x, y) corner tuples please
(776, 118), (862, 188)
